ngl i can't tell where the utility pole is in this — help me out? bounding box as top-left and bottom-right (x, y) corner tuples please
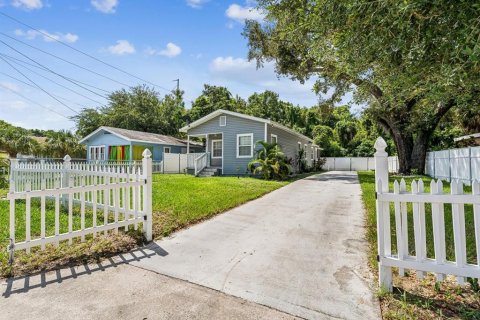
(173, 79), (179, 92)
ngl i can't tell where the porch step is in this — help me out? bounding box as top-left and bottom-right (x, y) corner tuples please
(197, 167), (221, 177)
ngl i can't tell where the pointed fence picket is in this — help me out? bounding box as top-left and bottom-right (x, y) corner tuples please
(374, 137), (480, 291)
(6, 150), (153, 262)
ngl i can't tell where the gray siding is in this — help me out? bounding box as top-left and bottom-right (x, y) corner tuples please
(267, 125), (316, 170)
(188, 114), (265, 175)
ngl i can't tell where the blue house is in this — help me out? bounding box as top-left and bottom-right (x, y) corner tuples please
(180, 109), (320, 175)
(79, 126), (203, 162)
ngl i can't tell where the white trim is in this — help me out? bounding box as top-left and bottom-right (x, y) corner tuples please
(454, 133), (480, 142)
(88, 145), (106, 161)
(271, 134), (278, 144)
(264, 123), (267, 141)
(236, 133), (254, 158)
(179, 109), (317, 146)
(163, 146), (171, 154)
(311, 146), (314, 160)
(298, 142), (302, 150)
(219, 115), (226, 127)
(211, 139), (223, 159)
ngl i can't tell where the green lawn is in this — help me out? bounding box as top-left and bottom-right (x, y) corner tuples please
(0, 172), (311, 277)
(358, 171), (480, 319)
(151, 174), (290, 237)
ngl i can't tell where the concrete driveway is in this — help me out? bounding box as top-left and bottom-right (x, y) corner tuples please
(132, 171), (380, 319)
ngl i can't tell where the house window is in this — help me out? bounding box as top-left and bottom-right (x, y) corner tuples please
(298, 142), (302, 150)
(89, 146), (105, 161)
(271, 134), (278, 144)
(164, 147), (171, 154)
(212, 140), (222, 158)
(219, 116), (226, 126)
(311, 147), (314, 160)
(317, 148), (321, 159)
(237, 133), (253, 158)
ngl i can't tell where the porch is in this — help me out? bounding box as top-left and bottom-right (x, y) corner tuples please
(187, 133), (223, 176)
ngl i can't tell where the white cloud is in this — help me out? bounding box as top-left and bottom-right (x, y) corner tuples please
(15, 29), (79, 43)
(107, 40), (135, 55)
(11, 0), (43, 10)
(146, 43), (182, 58)
(0, 81), (20, 93)
(186, 0), (207, 8)
(210, 56), (316, 97)
(91, 0), (118, 13)
(0, 100), (27, 111)
(225, 4), (265, 23)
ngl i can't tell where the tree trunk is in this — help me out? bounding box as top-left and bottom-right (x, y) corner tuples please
(411, 132), (429, 174)
(391, 131), (413, 174)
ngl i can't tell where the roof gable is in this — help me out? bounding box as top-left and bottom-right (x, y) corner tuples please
(180, 109), (315, 144)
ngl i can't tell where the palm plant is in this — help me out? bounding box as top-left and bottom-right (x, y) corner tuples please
(0, 127), (39, 158)
(248, 140), (292, 180)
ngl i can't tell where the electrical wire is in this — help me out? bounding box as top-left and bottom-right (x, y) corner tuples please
(0, 53), (106, 105)
(0, 83), (70, 119)
(0, 55), (79, 114)
(0, 12), (173, 92)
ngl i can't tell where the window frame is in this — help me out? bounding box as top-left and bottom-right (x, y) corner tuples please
(298, 142), (302, 151)
(236, 133), (254, 158)
(211, 139), (223, 159)
(219, 115), (227, 127)
(311, 147), (314, 160)
(89, 145), (105, 161)
(163, 146), (171, 154)
(271, 134), (278, 144)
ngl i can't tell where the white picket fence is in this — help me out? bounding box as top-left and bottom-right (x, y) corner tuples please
(425, 146), (480, 185)
(6, 149), (153, 261)
(323, 156), (399, 172)
(374, 137), (480, 291)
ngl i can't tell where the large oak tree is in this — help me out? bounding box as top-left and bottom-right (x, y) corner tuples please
(244, 0), (480, 173)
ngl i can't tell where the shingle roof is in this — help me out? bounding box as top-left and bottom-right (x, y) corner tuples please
(80, 126), (202, 146)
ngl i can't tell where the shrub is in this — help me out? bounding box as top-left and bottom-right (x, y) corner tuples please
(248, 141), (292, 180)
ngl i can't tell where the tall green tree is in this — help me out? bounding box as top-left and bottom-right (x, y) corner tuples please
(43, 130), (85, 158)
(73, 85), (187, 137)
(0, 126), (39, 158)
(244, 0), (480, 173)
(189, 85), (242, 121)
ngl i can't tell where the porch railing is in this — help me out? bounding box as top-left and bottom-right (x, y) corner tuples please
(194, 152), (209, 176)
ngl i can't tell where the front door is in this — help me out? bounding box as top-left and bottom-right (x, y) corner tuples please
(211, 139), (222, 167)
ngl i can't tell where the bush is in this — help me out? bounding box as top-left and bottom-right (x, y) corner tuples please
(248, 141), (292, 180)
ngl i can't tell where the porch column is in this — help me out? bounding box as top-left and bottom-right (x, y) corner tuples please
(205, 134), (209, 154)
(187, 135), (190, 154)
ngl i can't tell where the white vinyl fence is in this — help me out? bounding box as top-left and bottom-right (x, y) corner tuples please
(425, 146), (480, 185)
(374, 137), (480, 291)
(6, 149), (153, 262)
(323, 156), (399, 172)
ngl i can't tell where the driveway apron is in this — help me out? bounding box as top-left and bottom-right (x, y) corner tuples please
(132, 171), (381, 320)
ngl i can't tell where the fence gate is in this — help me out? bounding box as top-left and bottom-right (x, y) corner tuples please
(7, 149), (153, 262)
(374, 137), (480, 291)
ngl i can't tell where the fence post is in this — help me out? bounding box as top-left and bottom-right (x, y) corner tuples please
(468, 147), (472, 185)
(61, 155), (71, 207)
(142, 149), (153, 242)
(374, 137), (392, 291)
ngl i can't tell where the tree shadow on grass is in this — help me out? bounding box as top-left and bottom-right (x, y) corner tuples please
(1, 242), (168, 298)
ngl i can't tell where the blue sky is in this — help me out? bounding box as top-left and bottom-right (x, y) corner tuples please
(0, 0), (331, 131)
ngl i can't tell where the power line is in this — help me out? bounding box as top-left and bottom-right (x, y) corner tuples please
(0, 53), (106, 105)
(0, 51), (109, 94)
(0, 12), (173, 92)
(0, 44), (108, 99)
(0, 55), (79, 114)
(0, 36), (129, 91)
(0, 71), (92, 108)
(0, 83), (70, 119)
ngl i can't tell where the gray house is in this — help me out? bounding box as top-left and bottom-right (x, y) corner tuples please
(180, 109), (320, 175)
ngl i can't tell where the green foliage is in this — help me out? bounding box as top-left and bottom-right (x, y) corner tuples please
(244, 0), (480, 173)
(73, 85), (188, 137)
(0, 158), (8, 189)
(0, 121), (39, 158)
(43, 130), (86, 159)
(295, 148), (308, 173)
(248, 141), (292, 180)
(189, 84), (242, 122)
